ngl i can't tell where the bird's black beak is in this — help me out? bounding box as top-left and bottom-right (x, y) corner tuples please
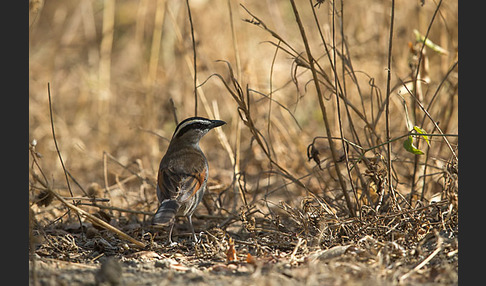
(210, 119), (226, 129)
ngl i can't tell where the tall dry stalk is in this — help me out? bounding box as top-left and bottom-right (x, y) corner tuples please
(384, 0), (399, 210)
(289, 0), (355, 217)
(98, 0), (115, 132)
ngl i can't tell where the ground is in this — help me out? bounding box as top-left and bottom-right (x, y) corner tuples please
(29, 199), (458, 285)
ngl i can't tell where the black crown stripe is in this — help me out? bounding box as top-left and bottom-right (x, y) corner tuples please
(173, 118), (213, 138)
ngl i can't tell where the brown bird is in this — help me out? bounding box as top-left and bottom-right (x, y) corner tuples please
(152, 117), (226, 244)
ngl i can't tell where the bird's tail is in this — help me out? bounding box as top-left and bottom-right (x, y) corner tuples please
(152, 200), (179, 225)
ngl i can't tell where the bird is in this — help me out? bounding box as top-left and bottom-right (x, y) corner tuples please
(152, 117), (226, 245)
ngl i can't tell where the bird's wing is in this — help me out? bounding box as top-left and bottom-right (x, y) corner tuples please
(157, 150), (207, 204)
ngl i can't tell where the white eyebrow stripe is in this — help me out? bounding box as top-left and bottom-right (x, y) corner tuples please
(172, 119), (211, 138)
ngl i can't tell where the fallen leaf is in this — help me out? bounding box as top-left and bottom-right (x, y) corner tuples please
(126, 250), (162, 260)
(226, 237), (237, 262)
(309, 245), (353, 262)
(211, 263), (236, 273)
(246, 253), (256, 265)
(170, 263), (190, 271)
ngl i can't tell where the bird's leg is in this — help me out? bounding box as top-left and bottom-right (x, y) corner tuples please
(188, 215), (199, 243)
(168, 221), (177, 247)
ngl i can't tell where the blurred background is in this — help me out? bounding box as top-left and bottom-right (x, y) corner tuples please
(29, 0), (458, 227)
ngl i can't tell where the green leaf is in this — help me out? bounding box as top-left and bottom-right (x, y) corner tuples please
(413, 29), (449, 55)
(403, 135), (424, 155)
(413, 126), (430, 146)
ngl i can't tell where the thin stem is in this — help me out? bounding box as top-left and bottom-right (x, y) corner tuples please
(48, 83), (84, 230)
(384, 0), (399, 209)
(186, 0), (198, 116)
(290, 0), (355, 216)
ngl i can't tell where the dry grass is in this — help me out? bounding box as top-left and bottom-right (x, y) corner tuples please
(29, 0), (458, 284)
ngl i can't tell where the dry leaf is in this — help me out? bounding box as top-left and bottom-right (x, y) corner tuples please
(246, 253), (256, 265)
(126, 250), (162, 260)
(170, 263), (190, 271)
(226, 237), (237, 262)
(35, 190), (54, 207)
(211, 263), (237, 273)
